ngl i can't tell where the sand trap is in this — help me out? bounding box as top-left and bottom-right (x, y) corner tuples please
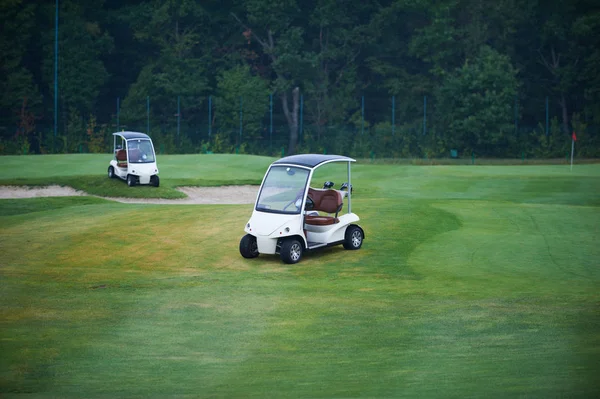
(0, 185), (87, 198)
(0, 185), (258, 205)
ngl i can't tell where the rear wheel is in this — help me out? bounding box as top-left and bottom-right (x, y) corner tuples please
(343, 225), (363, 250)
(151, 175), (160, 187)
(281, 238), (303, 264)
(239, 234), (259, 258)
(108, 166), (115, 178)
(127, 174), (136, 187)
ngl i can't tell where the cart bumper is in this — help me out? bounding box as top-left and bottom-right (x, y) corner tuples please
(256, 236), (277, 254)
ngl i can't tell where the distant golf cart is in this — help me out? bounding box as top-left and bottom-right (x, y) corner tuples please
(107, 132), (159, 187)
(240, 154), (364, 264)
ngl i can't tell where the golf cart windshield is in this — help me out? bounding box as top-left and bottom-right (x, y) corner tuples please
(256, 166), (310, 214)
(127, 139), (155, 163)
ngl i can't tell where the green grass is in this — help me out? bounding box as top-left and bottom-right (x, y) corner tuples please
(0, 154), (269, 198)
(1, 155), (600, 397)
(360, 157), (600, 165)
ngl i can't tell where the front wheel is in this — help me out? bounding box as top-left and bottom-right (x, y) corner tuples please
(343, 225), (363, 250)
(151, 175), (160, 187)
(127, 174), (136, 187)
(239, 234), (259, 259)
(281, 238), (303, 264)
(108, 166), (115, 179)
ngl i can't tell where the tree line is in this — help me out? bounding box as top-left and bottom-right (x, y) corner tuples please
(1, 0), (599, 158)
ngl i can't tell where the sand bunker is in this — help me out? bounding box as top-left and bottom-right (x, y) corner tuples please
(0, 185), (258, 205)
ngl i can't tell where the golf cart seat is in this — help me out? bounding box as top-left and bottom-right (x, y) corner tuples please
(305, 188), (343, 226)
(116, 149), (127, 167)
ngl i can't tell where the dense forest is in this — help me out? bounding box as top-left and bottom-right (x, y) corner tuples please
(1, 0), (599, 158)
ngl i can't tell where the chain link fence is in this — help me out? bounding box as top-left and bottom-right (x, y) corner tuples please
(5, 94), (599, 159)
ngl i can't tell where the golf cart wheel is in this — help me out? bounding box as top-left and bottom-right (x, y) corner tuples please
(108, 166), (115, 179)
(281, 238), (303, 264)
(239, 234), (259, 259)
(127, 174), (136, 187)
(343, 225), (363, 250)
(151, 175), (160, 187)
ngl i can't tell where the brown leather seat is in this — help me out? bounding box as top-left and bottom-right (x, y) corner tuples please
(305, 215), (339, 225)
(305, 188), (343, 226)
(116, 149), (127, 167)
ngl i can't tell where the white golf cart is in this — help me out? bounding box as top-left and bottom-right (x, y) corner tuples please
(239, 154), (364, 264)
(107, 131), (159, 187)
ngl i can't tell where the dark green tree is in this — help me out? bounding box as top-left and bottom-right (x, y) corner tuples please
(1, 0), (599, 157)
(0, 0), (41, 152)
(213, 64), (270, 151)
(528, 0), (595, 136)
(42, 1), (113, 124)
(120, 0), (212, 148)
(572, 2), (600, 127)
(231, 0), (312, 155)
(436, 46), (519, 156)
(366, 0), (430, 126)
(303, 0), (374, 141)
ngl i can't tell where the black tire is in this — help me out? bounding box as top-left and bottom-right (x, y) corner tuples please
(108, 166), (115, 179)
(343, 225), (363, 250)
(280, 238), (303, 264)
(127, 174), (136, 187)
(239, 234), (259, 259)
(151, 175), (160, 187)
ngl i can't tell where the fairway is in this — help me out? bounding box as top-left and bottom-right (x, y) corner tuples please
(1, 155), (599, 397)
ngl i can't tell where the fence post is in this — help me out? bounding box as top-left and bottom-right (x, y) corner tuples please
(545, 96), (549, 136)
(423, 95), (427, 135)
(269, 93), (273, 150)
(514, 94), (519, 136)
(177, 95), (180, 147)
(208, 95), (212, 139)
(392, 95), (395, 136)
(117, 97), (120, 131)
(300, 94), (304, 143)
(239, 96), (243, 150)
(361, 95), (364, 135)
(54, 0), (58, 153)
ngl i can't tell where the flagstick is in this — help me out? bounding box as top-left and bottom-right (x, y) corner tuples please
(570, 137), (575, 171)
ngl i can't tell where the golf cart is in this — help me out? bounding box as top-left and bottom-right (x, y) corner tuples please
(239, 154), (364, 264)
(107, 131), (159, 187)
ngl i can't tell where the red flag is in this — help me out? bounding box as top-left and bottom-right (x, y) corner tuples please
(572, 131), (577, 141)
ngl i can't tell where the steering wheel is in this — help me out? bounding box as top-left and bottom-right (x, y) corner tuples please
(283, 199), (299, 211)
(304, 196), (314, 210)
(283, 190), (304, 211)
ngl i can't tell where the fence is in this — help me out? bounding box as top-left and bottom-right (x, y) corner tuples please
(4, 94), (599, 159)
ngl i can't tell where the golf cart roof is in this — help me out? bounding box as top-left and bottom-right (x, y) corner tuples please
(112, 131), (151, 140)
(272, 154), (356, 169)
